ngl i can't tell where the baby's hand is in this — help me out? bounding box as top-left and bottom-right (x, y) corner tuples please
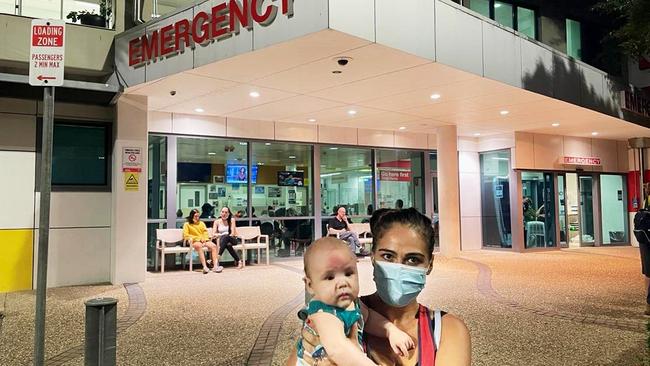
(387, 324), (414, 357)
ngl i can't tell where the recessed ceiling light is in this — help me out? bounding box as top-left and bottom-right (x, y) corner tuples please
(473, 133), (481, 137)
(308, 118), (317, 122)
(249, 91), (260, 98)
(500, 110), (509, 115)
(208, 152), (216, 155)
(265, 143), (271, 146)
(330, 147), (338, 150)
(239, 142), (247, 145)
(399, 126), (406, 130)
(551, 123), (560, 127)
(348, 110), (357, 116)
(289, 155), (296, 159)
(194, 108), (204, 113)
(591, 132), (599, 136)
(257, 162), (264, 165)
(430, 93), (441, 100)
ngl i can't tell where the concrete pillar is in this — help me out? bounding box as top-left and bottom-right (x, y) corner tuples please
(437, 125), (461, 257)
(111, 95), (148, 284)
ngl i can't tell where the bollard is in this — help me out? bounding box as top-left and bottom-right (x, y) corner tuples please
(84, 297), (118, 366)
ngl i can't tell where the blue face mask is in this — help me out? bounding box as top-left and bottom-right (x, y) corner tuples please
(373, 261), (427, 308)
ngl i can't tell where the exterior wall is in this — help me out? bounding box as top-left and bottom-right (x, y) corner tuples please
(0, 97), (114, 291)
(148, 112), (437, 149)
(514, 131), (628, 172)
(458, 137), (482, 251)
(112, 95), (148, 284)
(326, 0), (638, 126)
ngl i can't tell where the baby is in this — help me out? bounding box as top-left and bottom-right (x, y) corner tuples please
(296, 237), (414, 366)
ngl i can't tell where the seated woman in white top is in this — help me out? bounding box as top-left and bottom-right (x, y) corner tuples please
(211, 206), (243, 272)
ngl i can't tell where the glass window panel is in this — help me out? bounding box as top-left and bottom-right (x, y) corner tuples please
(176, 137), (248, 226)
(566, 19), (582, 59)
(558, 175), (567, 245)
(52, 123), (108, 185)
(468, 0), (490, 17)
(21, 0), (61, 19)
(146, 222), (167, 270)
(480, 150), (511, 248)
(517, 7), (536, 38)
(579, 175), (594, 243)
(63, 0), (107, 26)
(251, 142), (313, 219)
(522, 171), (556, 248)
(0, 0), (16, 15)
(148, 136), (167, 220)
(600, 175), (628, 244)
(494, 1), (513, 28)
(320, 146), (372, 218)
(376, 149), (425, 213)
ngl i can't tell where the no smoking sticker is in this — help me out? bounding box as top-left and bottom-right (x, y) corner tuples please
(122, 147), (142, 172)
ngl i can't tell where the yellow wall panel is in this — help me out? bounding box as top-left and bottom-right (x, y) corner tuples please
(0, 229), (33, 293)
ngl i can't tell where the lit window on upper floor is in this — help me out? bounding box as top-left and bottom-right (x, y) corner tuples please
(566, 19), (582, 60)
(465, 0), (537, 40)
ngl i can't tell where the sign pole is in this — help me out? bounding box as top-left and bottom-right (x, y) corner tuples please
(29, 18), (64, 365)
(34, 85), (54, 366)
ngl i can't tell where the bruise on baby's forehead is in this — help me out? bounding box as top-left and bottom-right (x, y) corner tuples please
(326, 249), (351, 268)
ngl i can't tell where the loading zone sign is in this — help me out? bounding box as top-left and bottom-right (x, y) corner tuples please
(29, 19), (65, 86)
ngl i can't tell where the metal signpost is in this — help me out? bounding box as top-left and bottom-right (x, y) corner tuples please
(29, 18), (65, 366)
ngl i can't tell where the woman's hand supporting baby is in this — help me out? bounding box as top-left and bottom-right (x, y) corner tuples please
(362, 303), (414, 357)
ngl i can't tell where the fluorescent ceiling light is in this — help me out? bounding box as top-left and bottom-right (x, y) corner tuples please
(500, 110), (509, 115)
(320, 172), (342, 177)
(289, 155), (296, 159)
(492, 157), (509, 161)
(194, 108), (204, 113)
(430, 93), (441, 100)
(551, 123), (560, 127)
(591, 132), (599, 136)
(308, 118), (316, 122)
(249, 91), (260, 98)
(208, 152), (216, 155)
(265, 143), (271, 146)
(347, 110), (357, 116)
(399, 127), (406, 130)
(330, 147), (339, 150)
(473, 133), (481, 136)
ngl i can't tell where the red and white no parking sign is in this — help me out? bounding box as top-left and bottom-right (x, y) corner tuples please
(29, 19), (65, 87)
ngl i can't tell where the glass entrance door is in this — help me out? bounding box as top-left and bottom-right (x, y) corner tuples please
(558, 174), (567, 247)
(578, 175), (595, 245)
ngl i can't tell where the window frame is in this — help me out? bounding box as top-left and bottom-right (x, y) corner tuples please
(565, 18), (582, 60)
(465, 0), (539, 40)
(36, 118), (113, 192)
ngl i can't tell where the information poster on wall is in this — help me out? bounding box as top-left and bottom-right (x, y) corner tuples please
(122, 147), (142, 172)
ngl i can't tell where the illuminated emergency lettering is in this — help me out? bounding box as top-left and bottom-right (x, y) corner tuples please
(128, 0), (294, 67)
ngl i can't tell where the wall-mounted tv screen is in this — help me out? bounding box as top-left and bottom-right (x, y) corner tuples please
(225, 164), (258, 184)
(278, 171), (304, 186)
(177, 163), (211, 182)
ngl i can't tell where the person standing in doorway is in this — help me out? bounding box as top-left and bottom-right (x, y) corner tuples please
(637, 183), (650, 315)
(395, 199), (404, 209)
(328, 206), (370, 256)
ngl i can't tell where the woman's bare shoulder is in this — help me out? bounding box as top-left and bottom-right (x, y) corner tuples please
(438, 313), (471, 366)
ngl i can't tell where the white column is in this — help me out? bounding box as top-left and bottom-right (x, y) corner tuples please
(437, 126), (461, 257)
(111, 95), (148, 284)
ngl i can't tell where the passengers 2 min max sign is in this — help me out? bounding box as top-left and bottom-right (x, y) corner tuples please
(29, 19), (65, 87)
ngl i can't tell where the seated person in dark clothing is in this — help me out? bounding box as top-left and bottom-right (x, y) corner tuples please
(245, 207), (261, 226)
(327, 206), (369, 256)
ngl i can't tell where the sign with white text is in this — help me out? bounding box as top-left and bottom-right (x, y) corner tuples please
(562, 156), (602, 166)
(379, 170), (411, 182)
(29, 19), (65, 86)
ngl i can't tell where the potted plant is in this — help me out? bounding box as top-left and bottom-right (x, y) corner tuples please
(67, 0), (112, 28)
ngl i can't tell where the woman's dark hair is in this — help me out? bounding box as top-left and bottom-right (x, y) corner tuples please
(222, 206), (233, 234)
(186, 209), (200, 223)
(370, 208), (435, 257)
